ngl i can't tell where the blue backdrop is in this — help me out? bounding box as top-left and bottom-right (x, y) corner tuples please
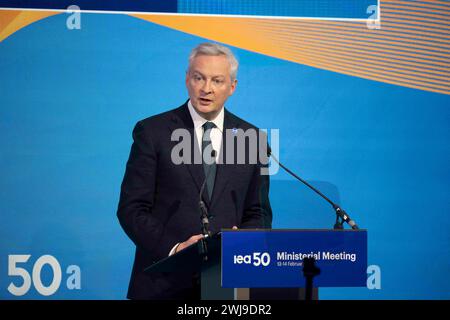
(0, 12), (449, 299)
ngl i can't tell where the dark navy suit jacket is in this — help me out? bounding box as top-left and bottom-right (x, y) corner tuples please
(117, 102), (272, 299)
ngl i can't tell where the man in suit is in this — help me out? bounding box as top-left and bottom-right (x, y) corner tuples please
(117, 42), (272, 300)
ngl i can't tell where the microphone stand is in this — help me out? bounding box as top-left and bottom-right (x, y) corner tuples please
(268, 150), (359, 230)
(267, 148), (359, 300)
(303, 257), (321, 301)
(199, 196), (211, 262)
(198, 149), (216, 261)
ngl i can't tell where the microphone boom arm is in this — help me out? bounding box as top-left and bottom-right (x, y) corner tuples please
(268, 150), (359, 230)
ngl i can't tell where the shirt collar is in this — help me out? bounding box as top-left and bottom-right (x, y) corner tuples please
(188, 100), (224, 132)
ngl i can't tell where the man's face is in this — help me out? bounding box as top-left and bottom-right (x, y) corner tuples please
(186, 54), (237, 120)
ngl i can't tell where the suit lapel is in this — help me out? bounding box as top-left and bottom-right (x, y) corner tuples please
(210, 109), (240, 207)
(168, 103), (210, 205)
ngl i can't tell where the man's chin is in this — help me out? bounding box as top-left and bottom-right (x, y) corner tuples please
(197, 106), (221, 119)
(193, 102), (215, 111)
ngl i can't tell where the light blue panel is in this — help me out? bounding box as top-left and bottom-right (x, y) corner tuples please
(178, 0), (377, 18)
(0, 12), (449, 299)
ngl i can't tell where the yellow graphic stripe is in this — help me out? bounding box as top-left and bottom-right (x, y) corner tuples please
(0, 10), (60, 42)
(382, 2), (450, 12)
(131, 14), (286, 65)
(132, 0), (450, 95)
(267, 19), (450, 45)
(382, 3), (450, 14)
(0, 0), (449, 95)
(246, 22), (450, 55)
(382, 8), (450, 21)
(261, 31), (450, 79)
(261, 19), (450, 44)
(380, 16), (449, 29)
(268, 38), (450, 88)
(382, 0), (450, 10)
(245, 26), (450, 69)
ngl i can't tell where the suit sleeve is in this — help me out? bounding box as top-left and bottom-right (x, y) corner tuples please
(116, 121), (174, 260)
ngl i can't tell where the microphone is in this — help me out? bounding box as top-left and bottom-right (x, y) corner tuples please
(267, 146), (359, 230)
(199, 149), (217, 237)
(198, 149), (217, 262)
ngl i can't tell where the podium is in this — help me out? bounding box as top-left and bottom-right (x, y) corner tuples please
(145, 229), (367, 300)
(144, 232), (234, 300)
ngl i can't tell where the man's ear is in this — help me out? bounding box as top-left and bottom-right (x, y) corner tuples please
(185, 71), (189, 86)
(230, 79), (237, 95)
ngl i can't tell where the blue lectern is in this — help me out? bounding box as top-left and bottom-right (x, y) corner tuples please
(145, 229), (367, 300)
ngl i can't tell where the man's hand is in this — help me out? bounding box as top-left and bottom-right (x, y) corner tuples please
(175, 234), (204, 253)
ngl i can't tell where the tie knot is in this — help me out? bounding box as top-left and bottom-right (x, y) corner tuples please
(203, 121), (216, 131)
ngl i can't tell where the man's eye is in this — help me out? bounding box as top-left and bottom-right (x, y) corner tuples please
(213, 79), (224, 85)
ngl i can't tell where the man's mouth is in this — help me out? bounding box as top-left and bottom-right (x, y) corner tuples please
(199, 97), (213, 104)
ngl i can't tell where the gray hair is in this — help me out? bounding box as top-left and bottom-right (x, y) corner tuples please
(188, 42), (239, 81)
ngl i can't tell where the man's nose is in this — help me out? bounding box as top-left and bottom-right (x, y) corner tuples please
(201, 79), (213, 94)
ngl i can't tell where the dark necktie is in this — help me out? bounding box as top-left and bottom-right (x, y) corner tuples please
(202, 121), (217, 200)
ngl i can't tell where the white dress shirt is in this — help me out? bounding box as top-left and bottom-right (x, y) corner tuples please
(187, 100), (224, 163)
(169, 100), (225, 256)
